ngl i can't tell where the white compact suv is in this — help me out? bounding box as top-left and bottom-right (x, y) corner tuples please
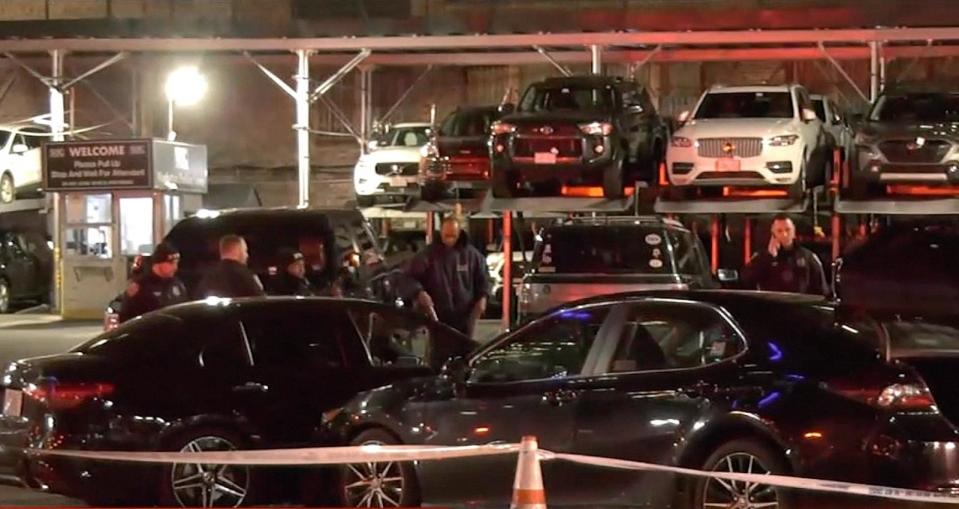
(667, 84), (829, 197)
(353, 122), (431, 207)
(0, 126), (45, 204)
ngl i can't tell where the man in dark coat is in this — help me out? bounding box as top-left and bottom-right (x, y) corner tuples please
(406, 216), (490, 337)
(196, 234), (266, 299)
(118, 242), (188, 323)
(741, 214), (829, 296)
(269, 248), (314, 297)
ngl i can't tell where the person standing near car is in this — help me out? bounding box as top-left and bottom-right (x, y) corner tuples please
(196, 235), (266, 298)
(118, 242), (188, 323)
(406, 216), (489, 337)
(741, 214), (829, 296)
(268, 248), (315, 297)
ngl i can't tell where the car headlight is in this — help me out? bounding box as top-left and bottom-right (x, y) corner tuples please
(491, 121), (516, 135)
(578, 122), (613, 136)
(768, 134), (800, 146)
(670, 136), (693, 148)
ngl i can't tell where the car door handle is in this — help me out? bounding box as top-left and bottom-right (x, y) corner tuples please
(542, 388), (580, 406)
(232, 382), (269, 394)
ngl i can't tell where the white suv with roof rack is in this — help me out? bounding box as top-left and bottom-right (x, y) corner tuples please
(666, 84), (829, 197)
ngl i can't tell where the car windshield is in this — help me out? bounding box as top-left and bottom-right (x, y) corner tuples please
(812, 99), (827, 122)
(519, 84), (617, 112)
(386, 126), (430, 147)
(870, 93), (959, 123)
(884, 320), (959, 357)
(439, 110), (495, 137)
(533, 226), (676, 275)
(695, 92), (794, 119)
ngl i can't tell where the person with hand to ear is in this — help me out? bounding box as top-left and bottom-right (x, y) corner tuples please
(741, 214), (829, 296)
(406, 215), (489, 338)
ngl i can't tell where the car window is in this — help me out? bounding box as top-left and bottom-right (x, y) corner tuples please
(606, 302), (743, 373)
(241, 306), (351, 369)
(439, 110), (495, 137)
(812, 99), (827, 122)
(520, 84), (617, 113)
(533, 226), (672, 275)
(74, 312), (200, 363)
(20, 129), (44, 150)
(695, 92), (793, 119)
(668, 229), (710, 276)
(469, 305), (610, 383)
(350, 308), (432, 368)
(870, 93), (959, 123)
(389, 127), (429, 147)
(796, 89), (813, 116)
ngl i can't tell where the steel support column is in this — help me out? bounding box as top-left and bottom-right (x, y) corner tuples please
(50, 50), (66, 141)
(534, 46), (573, 77)
(295, 49), (312, 207)
(359, 67), (372, 148)
(743, 218), (753, 266)
(869, 41), (880, 102)
(591, 45), (603, 75)
(710, 215), (720, 274)
(502, 210), (513, 330)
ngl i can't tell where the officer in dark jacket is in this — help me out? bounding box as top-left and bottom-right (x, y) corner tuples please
(118, 242), (188, 323)
(269, 248), (314, 297)
(406, 216), (489, 337)
(196, 235), (266, 298)
(741, 214), (829, 296)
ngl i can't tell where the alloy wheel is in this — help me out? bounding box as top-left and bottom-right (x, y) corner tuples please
(170, 436), (249, 507)
(0, 176), (13, 203)
(0, 281), (9, 313)
(342, 440), (405, 508)
(702, 452), (779, 509)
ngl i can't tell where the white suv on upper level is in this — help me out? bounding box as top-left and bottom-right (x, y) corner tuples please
(0, 126), (45, 204)
(666, 84), (829, 197)
(353, 122), (431, 207)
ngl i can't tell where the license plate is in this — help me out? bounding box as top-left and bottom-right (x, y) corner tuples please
(715, 158), (741, 171)
(3, 389), (22, 417)
(534, 152), (557, 164)
(388, 177), (408, 188)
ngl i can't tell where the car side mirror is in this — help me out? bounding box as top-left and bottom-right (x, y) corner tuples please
(11, 143), (28, 154)
(802, 108), (819, 123)
(676, 110), (691, 125)
(717, 268), (739, 283)
(441, 356), (471, 386)
(498, 103), (516, 115)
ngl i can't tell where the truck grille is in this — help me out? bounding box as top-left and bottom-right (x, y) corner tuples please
(698, 138), (763, 158)
(514, 137), (583, 158)
(375, 162), (419, 176)
(879, 140), (951, 164)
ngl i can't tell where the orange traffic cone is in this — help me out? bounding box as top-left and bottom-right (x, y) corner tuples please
(511, 436), (547, 509)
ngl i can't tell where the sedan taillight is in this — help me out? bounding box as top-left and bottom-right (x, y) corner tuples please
(834, 382), (937, 411)
(25, 382), (115, 410)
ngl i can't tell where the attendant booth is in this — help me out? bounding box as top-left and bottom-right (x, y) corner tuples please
(43, 139), (208, 318)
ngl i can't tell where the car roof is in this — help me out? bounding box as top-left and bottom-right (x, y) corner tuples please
(706, 85), (796, 94)
(556, 289), (828, 312)
(551, 215), (685, 229)
(390, 122), (430, 128)
(182, 206), (362, 222)
(538, 75), (636, 87)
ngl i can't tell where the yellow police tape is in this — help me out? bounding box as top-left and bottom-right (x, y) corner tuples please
(19, 443), (959, 504)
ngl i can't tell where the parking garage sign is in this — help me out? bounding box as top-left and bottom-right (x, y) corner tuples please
(44, 140), (152, 191)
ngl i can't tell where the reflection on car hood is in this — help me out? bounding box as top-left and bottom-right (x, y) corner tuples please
(357, 147), (423, 164)
(678, 118), (799, 139)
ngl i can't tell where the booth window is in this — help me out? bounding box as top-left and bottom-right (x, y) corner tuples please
(120, 197), (154, 255)
(65, 194), (113, 259)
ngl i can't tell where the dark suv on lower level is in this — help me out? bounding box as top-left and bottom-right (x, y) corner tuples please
(849, 87), (959, 198)
(518, 216), (717, 319)
(491, 76), (668, 199)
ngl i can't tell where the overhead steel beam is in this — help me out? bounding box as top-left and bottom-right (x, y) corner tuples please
(819, 43), (869, 104)
(380, 65), (433, 123)
(61, 52), (127, 91)
(0, 75), (18, 109)
(631, 45), (662, 74)
(3, 52), (51, 85)
(309, 49), (371, 103)
(4, 27), (959, 52)
(533, 46), (572, 77)
(77, 79), (135, 132)
(243, 51), (296, 98)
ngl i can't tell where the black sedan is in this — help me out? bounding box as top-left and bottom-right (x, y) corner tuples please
(0, 297), (474, 507)
(329, 290), (959, 509)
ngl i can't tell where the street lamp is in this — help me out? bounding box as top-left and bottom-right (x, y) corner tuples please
(164, 65), (207, 141)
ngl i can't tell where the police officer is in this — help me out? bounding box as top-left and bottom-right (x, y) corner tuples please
(118, 242), (188, 323)
(269, 248), (314, 297)
(741, 214), (829, 296)
(196, 235), (266, 298)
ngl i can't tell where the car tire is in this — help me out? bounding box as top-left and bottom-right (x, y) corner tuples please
(0, 279), (9, 314)
(603, 156), (626, 199)
(492, 169), (515, 198)
(687, 438), (792, 509)
(356, 194), (376, 208)
(0, 173), (14, 204)
(339, 428), (421, 508)
(157, 427), (258, 508)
